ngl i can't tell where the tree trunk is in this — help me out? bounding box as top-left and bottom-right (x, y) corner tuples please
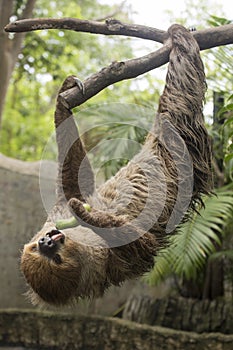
(0, 0), (36, 127)
(202, 256), (224, 299)
(123, 295), (233, 334)
(0, 0), (14, 126)
(201, 91), (226, 299)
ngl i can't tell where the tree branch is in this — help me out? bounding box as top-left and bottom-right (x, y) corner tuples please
(3, 17), (168, 43)
(4, 17), (233, 110)
(4, 17), (233, 49)
(59, 42), (171, 109)
(59, 21), (233, 109)
(194, 24), (233, 50)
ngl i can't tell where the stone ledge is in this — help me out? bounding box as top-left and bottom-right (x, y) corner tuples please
(0, 309), (233, 350)
(0, 153), (56, 179)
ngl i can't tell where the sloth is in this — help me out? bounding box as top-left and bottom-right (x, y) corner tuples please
(21, 24), (212, 306)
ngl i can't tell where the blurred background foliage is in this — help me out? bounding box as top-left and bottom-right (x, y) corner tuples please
(0, 0), (232, 170)
(1, 0), (153, 160)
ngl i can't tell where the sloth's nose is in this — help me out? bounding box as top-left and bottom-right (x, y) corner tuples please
(38, 236), (57, 257)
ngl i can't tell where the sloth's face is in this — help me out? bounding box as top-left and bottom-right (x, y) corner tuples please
(20, 229), (81, 306)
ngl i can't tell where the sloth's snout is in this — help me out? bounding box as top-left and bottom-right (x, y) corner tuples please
(39, 236), (57, 257)
(38, 230), (65, 258)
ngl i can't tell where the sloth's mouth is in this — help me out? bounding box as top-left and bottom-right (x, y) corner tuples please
(46, 229), (65, 244)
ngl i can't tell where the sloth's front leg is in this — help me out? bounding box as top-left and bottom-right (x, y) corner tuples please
(68, 197), (150, 246)
(68, 198), (127, 228)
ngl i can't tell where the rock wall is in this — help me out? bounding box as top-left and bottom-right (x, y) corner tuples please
(123, 295), (233, 334)
(0, 310), (233, 350)
(0, 154), (57, 308)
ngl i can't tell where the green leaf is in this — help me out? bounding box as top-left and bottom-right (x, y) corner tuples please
(210, 250), (233, 261)
(208, 15), (231, 26)
(227, 94), (233, 101)
(223, 116), (233, 128)
(225, 154), (233, 163)
(146, 187), (233, 285)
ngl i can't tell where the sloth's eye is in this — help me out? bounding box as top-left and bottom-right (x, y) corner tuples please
(53, 254), (62, 264)
(30, 244), (37, 252)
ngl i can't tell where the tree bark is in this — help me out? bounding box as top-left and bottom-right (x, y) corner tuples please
(18, 21), (230, 110)
(59, 44), (170, 109)
(5, 18), (233, 50)
(4, 17), (167, 42)
(3, 16), (233, 124)
(202, 256), (224, 299)
(0, 0), (36, 127)
(0, 0), (14, 126)
(123, 295), (233, 334)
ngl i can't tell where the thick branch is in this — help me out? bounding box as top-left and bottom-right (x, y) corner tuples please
(4, 17), (166, 43)
(4, 17), (233, 110)
(4, 17), (233, 49)
(194, 24), (233, 50)
(59, 43), (171, 109)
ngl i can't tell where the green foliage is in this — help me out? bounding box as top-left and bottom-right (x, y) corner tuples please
(75, 102), (155, 179)
(203, 16), (233, 183)
(165, 0), (223, 29)
(203, 16), (233, 94)
(207, 15), (231, 26)
(145, 13), (233, 288)
(145, 186), (233, 285)
(1, 79), (55, 160)
(207, 93), (233, 185)
(222, 95), (233, 180)
(13, 0), (29, 16)
(0, 0), (135, 160)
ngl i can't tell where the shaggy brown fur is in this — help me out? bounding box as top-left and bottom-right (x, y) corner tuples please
(21, 24), (212, 306)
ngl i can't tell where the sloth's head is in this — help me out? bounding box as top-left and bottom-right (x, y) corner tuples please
(21, 225), (109, 306)
(20, 229), (82, 306)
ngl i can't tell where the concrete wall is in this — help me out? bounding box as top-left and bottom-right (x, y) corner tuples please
(0, 154), (56, 308)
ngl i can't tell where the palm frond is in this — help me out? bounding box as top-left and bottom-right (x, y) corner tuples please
(210, 249), (233, 261)
(77, 103), (155, 178)
(146, 186), (233, 285)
